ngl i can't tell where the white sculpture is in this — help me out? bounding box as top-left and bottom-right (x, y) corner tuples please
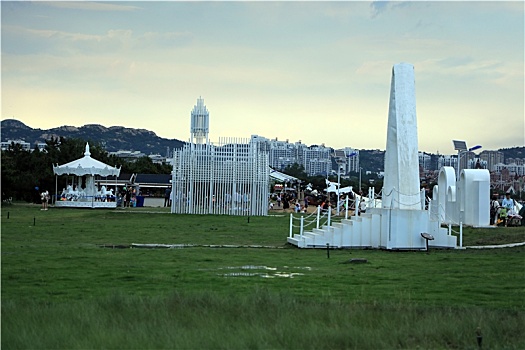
(383, 63), (421, 211)
(435, 166), (490, 227)
(287, 63), (457, 249)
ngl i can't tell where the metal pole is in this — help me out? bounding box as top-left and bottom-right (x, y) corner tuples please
(345, 195), (349, 220)
(300, 216), (304, 238)
(359, 167), (362, 194)
(289, 213), (293, 238)
(456, 150), (459, 179)
(337, 166), (341, 216)
(459, 222), (463, 248)
(316, 205), (320, 229)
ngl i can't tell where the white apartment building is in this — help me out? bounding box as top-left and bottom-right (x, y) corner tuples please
(418, 152), (432, 171)
(437, 155), (457, 170)
(251, 135), (355, 176)
(303, 144), (332, 176)
(1, 139), (31, 151)
(494, 163), (525, 176)
(479, 150), (504, 171)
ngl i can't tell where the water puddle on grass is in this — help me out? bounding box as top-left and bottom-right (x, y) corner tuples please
(217, 265), (310, 278)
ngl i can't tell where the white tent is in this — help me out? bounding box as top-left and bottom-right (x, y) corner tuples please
(53, 143), (121, 208)
(269, 168), (300, 183)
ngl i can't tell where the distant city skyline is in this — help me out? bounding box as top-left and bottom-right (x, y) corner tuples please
(2, 1), (524, 154)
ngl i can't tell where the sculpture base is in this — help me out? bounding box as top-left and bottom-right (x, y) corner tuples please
(54, 201), (117, 209)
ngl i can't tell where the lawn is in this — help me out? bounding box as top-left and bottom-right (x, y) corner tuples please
(2, 203), (524, 349)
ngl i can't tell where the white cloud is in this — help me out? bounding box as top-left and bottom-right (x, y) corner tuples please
(40, 1), (141, 12)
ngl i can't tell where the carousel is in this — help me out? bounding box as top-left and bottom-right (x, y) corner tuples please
(53, 143), (121, 208)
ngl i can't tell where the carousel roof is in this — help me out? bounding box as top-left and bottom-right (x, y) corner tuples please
(53, 143), (121, 177)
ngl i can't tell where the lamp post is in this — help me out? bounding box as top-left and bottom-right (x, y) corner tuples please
(359, 167), (362, 194)
(453, 140), (482, 178)
(346, 151), (359, 193)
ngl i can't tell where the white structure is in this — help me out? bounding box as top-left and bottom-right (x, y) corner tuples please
(288, 63), (456, 250)
(1, 139), (31, 151)
(251, 135), (358, 176)
(191, 96), (209, 145)
(53, 143), (121, 208)
(435, 167), (490, 227)
(171, 98), (269, 216)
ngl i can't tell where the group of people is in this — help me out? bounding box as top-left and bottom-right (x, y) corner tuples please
(490, 192), (523, 227)
(272, 192), (309, 213)
(271, 191), (368, 216)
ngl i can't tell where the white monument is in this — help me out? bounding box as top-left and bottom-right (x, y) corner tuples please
(287, 63), (457, 249)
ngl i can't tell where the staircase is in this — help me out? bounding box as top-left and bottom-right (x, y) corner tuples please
(287, 207), (456, 249)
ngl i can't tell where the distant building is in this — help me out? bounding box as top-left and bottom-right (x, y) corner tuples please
(438, 155), (457, 170)
(109, 150), (146, 162)
(148, 154), (166, 164)
(418, 152), (431, 171)
(251, 135), (360, 176)
(1, 139), (31, 151)
(479, 150), (504, 171)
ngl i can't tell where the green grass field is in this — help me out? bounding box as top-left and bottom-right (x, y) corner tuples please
(2, 203), (524, 349)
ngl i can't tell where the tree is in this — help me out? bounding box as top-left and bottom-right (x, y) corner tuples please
(282, 163), (307, 180)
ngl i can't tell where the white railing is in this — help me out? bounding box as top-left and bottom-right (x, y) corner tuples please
(288, 200), (360, 238)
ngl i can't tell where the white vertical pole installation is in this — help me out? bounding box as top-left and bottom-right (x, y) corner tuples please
(172, 136), (269, 216)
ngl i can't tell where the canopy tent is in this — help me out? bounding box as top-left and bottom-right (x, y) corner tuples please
(326, 186), (354, 194)
(53, 143), (121, 208)
(269, 168), (300, 183)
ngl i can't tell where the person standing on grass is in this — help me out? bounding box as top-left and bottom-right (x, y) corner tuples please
(41, 190), (49, 210)
(359, 197), (367, 215)
(501, 193), (514, 227)
(502, 193), (514, 212)
(490, 194), (500, 225)
(164, 187), (171, 207)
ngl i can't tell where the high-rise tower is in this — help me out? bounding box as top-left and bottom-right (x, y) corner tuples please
(190, 97), (209, 144)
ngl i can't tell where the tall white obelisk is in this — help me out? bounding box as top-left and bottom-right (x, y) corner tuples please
(383, 63), (421, 210)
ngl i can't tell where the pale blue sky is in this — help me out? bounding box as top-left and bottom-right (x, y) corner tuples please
(2, 1), (524, 153)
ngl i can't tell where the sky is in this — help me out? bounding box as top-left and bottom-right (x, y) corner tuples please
(1, 1), (524, 154)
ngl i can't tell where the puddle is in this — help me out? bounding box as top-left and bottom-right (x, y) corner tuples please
(217, 266), (310, 278)
(220, 265), (277, 271)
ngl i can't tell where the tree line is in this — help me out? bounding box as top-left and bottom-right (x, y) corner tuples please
(1, 137), (172, 202)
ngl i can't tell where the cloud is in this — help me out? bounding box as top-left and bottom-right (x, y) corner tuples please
(1, 25), (193, 56)
(370, 1), (390, 18)
(40, 1), (140, 12)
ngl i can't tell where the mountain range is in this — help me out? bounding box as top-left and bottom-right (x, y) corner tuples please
(1, 119), (185, 156)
